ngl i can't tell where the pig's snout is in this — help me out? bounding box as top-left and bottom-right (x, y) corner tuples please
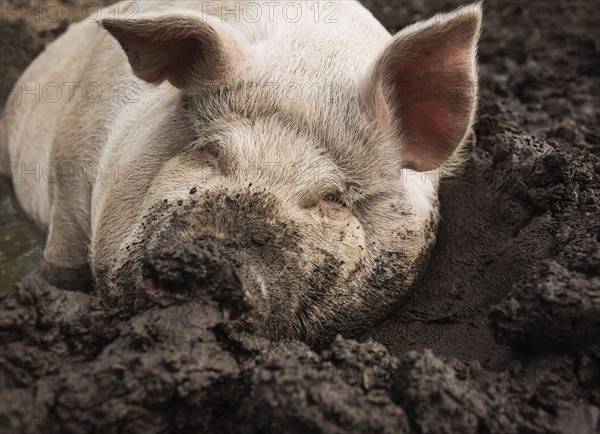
(138, 240), (256, 321)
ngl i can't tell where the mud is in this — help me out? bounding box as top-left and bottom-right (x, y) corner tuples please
(1, 1), (599, 433)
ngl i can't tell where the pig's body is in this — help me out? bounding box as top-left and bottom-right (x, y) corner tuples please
(1, 1), (481, 343)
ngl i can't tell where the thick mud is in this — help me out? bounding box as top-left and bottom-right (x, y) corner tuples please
(1, 1), (599, 433)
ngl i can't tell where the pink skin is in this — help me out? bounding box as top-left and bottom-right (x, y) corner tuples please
(318, 200), (345, 212)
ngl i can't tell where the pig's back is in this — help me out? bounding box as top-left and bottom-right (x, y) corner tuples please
(1, 1), (152, 230)
(0, 17), (106, 230)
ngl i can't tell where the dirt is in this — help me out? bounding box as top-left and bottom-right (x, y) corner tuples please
(1, 1), (599, 433)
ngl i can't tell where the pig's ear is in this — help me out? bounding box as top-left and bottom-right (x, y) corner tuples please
(101, 11), (251, 89)
(362, 4), (482, 171)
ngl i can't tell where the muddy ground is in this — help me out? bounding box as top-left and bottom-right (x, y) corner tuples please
(1, 1), (599, 433)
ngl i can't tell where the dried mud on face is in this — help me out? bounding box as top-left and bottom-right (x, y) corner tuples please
(1, 1), (599, 433)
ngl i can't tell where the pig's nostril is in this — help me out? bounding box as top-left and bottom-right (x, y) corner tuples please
(139, 276), (178, 304)
(217, 286), (254, 322)
(219, 300), (243, 321)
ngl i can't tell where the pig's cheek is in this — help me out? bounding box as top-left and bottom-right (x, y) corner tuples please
(303, 204), (368, 276)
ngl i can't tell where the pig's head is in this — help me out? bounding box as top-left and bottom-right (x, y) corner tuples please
(97, 4), (481, 344)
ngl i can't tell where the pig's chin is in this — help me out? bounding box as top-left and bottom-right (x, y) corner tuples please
(112, 233), (424, 345)
(115, 231), (421, 345)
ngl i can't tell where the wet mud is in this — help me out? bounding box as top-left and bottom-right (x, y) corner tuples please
(1, 1), (599, 433)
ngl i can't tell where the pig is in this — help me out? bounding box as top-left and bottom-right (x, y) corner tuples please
(0, 1), (482, 343)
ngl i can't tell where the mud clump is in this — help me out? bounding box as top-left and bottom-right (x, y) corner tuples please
(2, 275), (599, 433)
(490, 260), (600, 350)
(2, 0), (600, 433)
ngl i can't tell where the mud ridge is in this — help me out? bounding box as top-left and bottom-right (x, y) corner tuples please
(1, 1), (599, 433)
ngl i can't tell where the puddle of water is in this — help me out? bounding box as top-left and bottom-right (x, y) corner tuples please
(0, 180), (45, 293)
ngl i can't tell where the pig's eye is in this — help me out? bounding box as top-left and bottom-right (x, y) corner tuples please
(321, 191), (346, 208)
(301, 191), (348, 212)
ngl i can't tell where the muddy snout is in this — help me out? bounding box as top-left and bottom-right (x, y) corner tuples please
(137, 238), (257, 322)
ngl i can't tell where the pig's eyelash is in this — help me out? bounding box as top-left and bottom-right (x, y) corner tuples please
(322, 191), (346, 206)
